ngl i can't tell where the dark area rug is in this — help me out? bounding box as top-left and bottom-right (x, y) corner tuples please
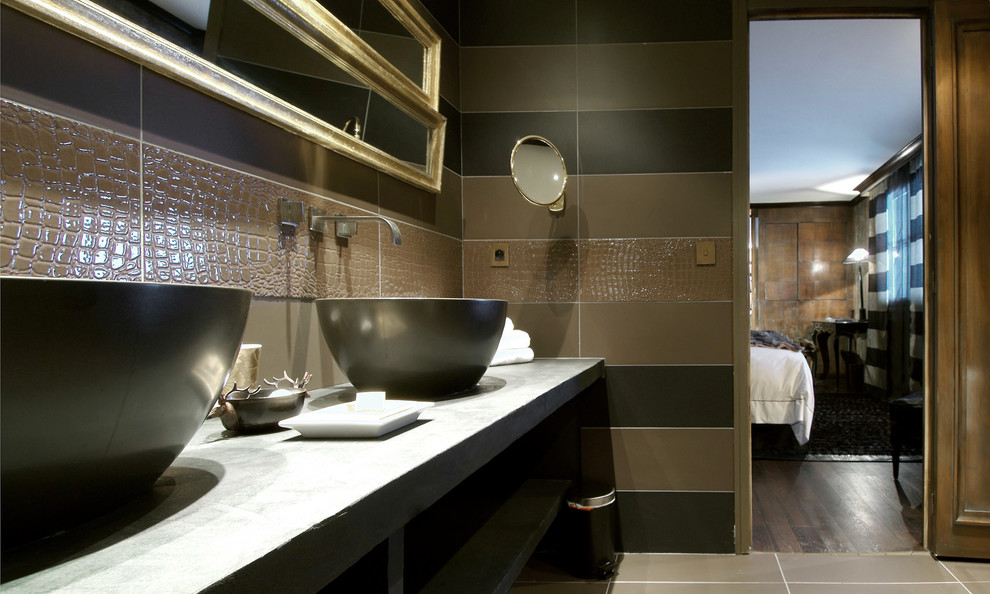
(752, 384), (924, 462)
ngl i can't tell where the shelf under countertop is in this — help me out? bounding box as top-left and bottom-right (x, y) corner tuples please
(1, 358), (604, 593)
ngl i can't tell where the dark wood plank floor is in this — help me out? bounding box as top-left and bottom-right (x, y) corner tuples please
(752, 460), (924, 553)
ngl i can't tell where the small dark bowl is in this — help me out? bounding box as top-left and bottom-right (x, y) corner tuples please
(213, 388), (307, 433)
(315, 298), (508, 398)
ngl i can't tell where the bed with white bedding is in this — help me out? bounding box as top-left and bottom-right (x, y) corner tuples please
(750, 346), (816, 445)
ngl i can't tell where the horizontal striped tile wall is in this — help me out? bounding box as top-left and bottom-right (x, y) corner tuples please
(459, 0), (735, 553)
(0, 3), (463, 387)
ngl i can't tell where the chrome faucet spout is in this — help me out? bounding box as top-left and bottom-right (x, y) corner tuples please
(310, 215), (402, 246)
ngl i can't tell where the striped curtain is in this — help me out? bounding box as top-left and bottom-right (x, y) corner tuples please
(865, 155), (924, 395)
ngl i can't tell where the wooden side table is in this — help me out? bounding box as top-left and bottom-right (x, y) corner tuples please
(814, 319), (868, 391)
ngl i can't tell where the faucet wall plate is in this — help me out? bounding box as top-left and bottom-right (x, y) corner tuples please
(279, 199), (304, 227)
(309, 206), (328, 234)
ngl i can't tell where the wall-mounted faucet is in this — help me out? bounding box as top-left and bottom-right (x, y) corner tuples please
(342, 116), (362, 140)
(277, 200), (401, 246)
(310, 212), (402, 246)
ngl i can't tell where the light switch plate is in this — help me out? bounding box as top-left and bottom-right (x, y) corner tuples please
(697, 241), (716, 265)
(491, 243), (509, 267)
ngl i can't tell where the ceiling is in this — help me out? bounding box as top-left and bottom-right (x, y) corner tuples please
(750, 19), (923, 204)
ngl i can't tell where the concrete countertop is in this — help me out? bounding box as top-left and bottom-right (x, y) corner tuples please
(2, 358), (605, 593)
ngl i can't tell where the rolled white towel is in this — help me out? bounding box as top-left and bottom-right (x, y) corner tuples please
(489, 347), (534, 367)
(498, 329), (531, 351)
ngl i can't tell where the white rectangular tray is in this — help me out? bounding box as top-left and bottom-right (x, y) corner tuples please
(279, 400), (433, 438)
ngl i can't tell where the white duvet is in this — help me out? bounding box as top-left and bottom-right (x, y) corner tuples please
(750, 346), (816, 445)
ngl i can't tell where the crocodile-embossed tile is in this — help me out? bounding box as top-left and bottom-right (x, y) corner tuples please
(1, 100), (141, 279)
(581, 238), (732, 302)
(292, 198), (381, 299)
(142, 146), (287, 294)
(463, 240), (579, 303)
(382, 225), (462, 297)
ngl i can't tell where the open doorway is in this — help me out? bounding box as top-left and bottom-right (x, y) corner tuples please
(747, 18), (926, 553)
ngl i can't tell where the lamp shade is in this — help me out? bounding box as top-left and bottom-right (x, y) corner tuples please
(843, 248), (870, 264)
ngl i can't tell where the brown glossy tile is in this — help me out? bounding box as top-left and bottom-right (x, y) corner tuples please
(463, 176), (578, 240)
(505, 302), (580, 357)
(0, 7), (142, 138)
(437, 24), (461, 109)
(611, 428), (734, 492)
(581, 427), (616, 487)
(616, 492), (734, 553)
(578, 42), (731, 110)
(381, 225), (461, 297)
(240, 298), (345, 389)
(463, 240), (579, 302)
(1, 101), (142, 279)
(462, 46), (577, 112)
(578, 108), (731, 175)
(580, 238), (732, 302)
(613, 553), (784, 583)
(580, 173), (732, 239)
(605, 365), (734, 428)
(777, 553), (957, 584)
(379, 172), (439, 228)
(436, 168), (463, 240)
(141, 71), (379, 208)
(576, 0), (731, 44)
(580, 302), (732, 364)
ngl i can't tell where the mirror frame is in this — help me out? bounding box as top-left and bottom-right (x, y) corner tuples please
(3, 0), (446, 192)
(510, 135), (567, 212)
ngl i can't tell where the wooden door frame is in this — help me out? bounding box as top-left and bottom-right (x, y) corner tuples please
(734, 0), (933, 554)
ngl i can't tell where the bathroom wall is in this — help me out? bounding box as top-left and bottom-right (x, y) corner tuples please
(456, 0), (736, 553)
(0, 3), (463, 386)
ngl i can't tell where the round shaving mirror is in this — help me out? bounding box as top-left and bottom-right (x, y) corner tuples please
(510, 135), (567, 212)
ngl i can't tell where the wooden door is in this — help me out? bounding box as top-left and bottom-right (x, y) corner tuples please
(930, 0), (990, 560)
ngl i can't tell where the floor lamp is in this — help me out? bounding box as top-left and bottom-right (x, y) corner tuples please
(844, 248), (870, 321)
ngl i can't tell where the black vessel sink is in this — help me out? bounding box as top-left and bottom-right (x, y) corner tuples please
(0, 277), (252, 547)
(316, 298), (508, 398)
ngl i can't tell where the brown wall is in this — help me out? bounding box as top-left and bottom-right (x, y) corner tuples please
(0, 4), (463, 387)
(751, 203), (867, 376)
(752, 205), (855, 333)
(458, 0), (736, 553)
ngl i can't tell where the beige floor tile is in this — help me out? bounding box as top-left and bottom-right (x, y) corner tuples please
(509, 583), (609, 593)
(613, 553), (784, 583)
(611, 584), (788, 593)
(777, 552), (956, 583)
(966, 583), (990, 594)
(941, 559), (990, 582)
(788, 585), (969, 593)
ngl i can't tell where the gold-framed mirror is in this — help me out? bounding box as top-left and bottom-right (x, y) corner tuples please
(2, 0), (445, 192)
(510, 135), (567, 212)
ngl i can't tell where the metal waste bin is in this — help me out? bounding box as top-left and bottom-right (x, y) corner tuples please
(564, 482), (618, 579)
